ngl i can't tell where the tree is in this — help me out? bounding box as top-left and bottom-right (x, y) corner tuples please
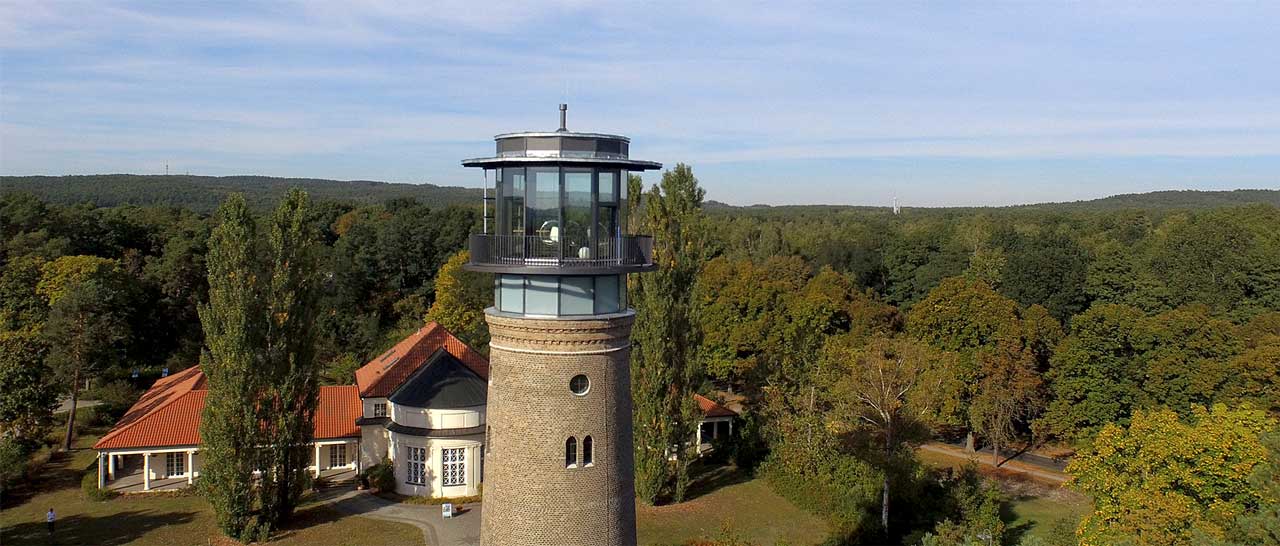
(199, 194), (266, 539)
(1038, 303), (1146, 442)
(424, 250), (491, 352)
(826, 335), (953, 531)
(199, 190), (323, 539)
(0, 328), (56, 446)
(256, 189), (322, 527)
(1067, 405), (1275, 546)
(44, 279), (129, 451)
(630, 165), (706, 504)
(999, 230), (1091, 322)
(1137, 307), (1242, 414)
(968, 344), (1042, 466)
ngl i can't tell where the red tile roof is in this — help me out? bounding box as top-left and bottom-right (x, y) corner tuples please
(695, 394), (737, 418)
(315, 385), (362, 439)
(355, 322), (489, 398)
(94, 369), (363, 451)
(93, 367), (206, 450)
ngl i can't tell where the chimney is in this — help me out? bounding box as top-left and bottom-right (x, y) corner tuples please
(558, 103), (568, 132)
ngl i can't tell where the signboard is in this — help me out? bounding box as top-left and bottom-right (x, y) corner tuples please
(442, 503), (454, 519)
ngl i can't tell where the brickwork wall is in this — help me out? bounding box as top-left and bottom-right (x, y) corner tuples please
(480, 311), (638, 546)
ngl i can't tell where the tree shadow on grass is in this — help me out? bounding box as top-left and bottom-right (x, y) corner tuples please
(1000, 496), (1033, 546)
(1, 509), (197, 546)
(2, 449), (92, 509)
(267, 502), (350, 542)
(678, 461), (752, 502)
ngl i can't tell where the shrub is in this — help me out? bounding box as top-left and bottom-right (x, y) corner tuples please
(0, 438), (32, 491)
(81, 470), (117, 501)
(85, 381), (140, 427)
(361, 459), (395, 493)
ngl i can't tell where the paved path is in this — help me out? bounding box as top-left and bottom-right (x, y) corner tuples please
(919, 442), (1069, 485)
(316, 489), (481, 546)
(54, 398), (100, 414)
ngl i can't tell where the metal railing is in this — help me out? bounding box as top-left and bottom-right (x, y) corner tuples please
(470, 234), (654, 269)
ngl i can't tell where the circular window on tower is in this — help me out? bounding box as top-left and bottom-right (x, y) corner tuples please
(569, 374), (590, 396)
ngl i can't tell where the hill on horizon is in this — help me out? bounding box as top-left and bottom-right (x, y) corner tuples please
(3, 174), (1276, 214)
(0, 174), (480, 213)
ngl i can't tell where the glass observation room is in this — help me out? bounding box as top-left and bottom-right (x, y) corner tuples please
(461, 109), (662, 317)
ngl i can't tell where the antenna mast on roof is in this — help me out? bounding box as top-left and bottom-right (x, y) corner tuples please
(558, 103), (568, 132)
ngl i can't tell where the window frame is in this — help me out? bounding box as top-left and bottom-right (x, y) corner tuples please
(165, 452), (185, 477)
(373, 403), (387, 418)
(583, 436), (593, 467)
(565, 437), (578, 468)
(442, 447), (466, 487)
(329, 444), (346, 468)
(406, 446), (426, 486)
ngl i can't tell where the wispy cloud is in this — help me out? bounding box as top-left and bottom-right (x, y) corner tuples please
(2, 1), (1277, 205)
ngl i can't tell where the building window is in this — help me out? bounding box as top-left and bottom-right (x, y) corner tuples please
(407, 447), (426, 485)
(373, 403), (387, 417)
(165, 452), (185, 477)
(566, 437), (578, 468)
(329, 444), (346, 468)
(570, 374), (590, 396)
(442, 448), (466, 486)
(583, 436), (593, 466)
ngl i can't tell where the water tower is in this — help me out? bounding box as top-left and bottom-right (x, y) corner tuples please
(463, 105), (661, 545)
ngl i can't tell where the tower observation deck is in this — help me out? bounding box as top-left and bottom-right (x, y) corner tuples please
(464, 105), (659, 545)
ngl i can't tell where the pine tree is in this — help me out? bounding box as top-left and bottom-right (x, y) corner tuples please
(629, 165), (706, 504)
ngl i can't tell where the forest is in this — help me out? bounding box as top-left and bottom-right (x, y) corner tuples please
(2, 178), (1278, 546)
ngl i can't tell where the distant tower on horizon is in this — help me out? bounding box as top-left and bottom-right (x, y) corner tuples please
(463, 104), (661, 545)
(893, 195), (901, 215)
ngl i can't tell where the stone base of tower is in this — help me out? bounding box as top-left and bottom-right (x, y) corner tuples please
(480, 310), (638, 546)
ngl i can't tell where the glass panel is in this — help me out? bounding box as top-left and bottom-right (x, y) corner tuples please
(560, 276), (593, 315)
(594, 275), (620, 314)
(501, 168), (525, 238)
(528, 167), (560, 258)
(598, 170), (616, 203)
(525, 276), (558, 315)
(499, 275), (524, 314)
(583, 436), (593, 465)
(596, 204), (617, 258)
(564, 168), (592, 258)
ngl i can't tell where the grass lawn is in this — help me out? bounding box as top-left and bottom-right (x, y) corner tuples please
(1004, 495), (1089, 544)
(1, 430), (423, 546)
(636, 463), (830, 546)
(916, 445), (1090, 544)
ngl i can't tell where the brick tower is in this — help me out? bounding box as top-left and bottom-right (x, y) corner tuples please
(463, 105), (661, 545)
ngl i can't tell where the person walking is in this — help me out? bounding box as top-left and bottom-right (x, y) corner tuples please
(46, 508), (55, 537)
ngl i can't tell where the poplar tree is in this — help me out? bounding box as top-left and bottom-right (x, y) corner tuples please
(629, 165), (705, 504)
(199, 194), (265, 539)
(200, 189), (321, 539)
(257, 189), (321, 526)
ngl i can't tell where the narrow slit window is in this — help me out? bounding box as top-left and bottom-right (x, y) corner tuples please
(566, 437), (578, 468)
(583, 436), (593, 466)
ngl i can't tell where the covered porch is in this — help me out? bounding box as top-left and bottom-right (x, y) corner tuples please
(96, 438), (360, 493)
(97, 446), (199, 493)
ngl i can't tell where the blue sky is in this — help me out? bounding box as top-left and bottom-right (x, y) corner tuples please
(2, 2), (1277, 206)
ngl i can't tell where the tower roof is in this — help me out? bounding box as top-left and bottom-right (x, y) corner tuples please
(387, 348), (487, 409)
(354, 322), (489, 398)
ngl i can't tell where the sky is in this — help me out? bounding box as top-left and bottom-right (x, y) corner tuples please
(2, 2), (1278, 207)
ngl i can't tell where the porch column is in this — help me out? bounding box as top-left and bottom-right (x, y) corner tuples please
(187, 450), (195, 484)
(314, 444), (321, 477)
(143, 452), (151, 491)
(696, 424), (703, 446)
(97, 454), (105, 489)
(107, 453), (115, 480)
